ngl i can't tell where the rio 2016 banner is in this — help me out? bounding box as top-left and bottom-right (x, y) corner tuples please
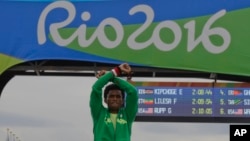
(1, 0), (250, 76)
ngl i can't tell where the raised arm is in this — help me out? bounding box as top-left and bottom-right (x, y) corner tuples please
(112, 63), (138, 121)
(90, 71), (114, 119)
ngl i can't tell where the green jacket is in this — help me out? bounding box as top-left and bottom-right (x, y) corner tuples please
(90, 72), (138, 141)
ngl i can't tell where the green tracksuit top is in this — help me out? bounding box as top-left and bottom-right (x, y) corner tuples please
(90, 71), (138, 141)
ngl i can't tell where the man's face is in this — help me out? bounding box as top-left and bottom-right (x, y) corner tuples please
(105, 89), (124, 113)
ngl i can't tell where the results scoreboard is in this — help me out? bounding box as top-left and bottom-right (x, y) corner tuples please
(132, 82), (250, 123)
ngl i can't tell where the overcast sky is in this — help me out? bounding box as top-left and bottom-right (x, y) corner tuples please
(0, 75), (230, 141)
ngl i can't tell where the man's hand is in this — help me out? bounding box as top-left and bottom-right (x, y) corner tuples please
(96, 70), (106, 79)
(119, 63), (131, 74)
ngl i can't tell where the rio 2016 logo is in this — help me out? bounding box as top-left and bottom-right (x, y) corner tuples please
(38, 1), (231, 54)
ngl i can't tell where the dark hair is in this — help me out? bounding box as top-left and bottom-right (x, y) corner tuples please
(104, 83), (125, 99)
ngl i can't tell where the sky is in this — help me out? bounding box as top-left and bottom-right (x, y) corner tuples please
(0, 75), (231, 141)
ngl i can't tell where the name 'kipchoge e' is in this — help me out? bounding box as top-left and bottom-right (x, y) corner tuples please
(154, 88), (178, 95)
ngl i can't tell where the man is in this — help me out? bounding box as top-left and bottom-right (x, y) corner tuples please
(90, 63), (138, 141)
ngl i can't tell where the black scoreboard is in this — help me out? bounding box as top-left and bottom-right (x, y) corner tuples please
(133, 82), (250, 123)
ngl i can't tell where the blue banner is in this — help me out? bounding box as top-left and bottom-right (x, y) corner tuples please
(1, 0), (250, 76)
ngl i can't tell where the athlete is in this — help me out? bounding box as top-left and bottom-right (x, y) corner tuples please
(90, 63), (138, 141)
